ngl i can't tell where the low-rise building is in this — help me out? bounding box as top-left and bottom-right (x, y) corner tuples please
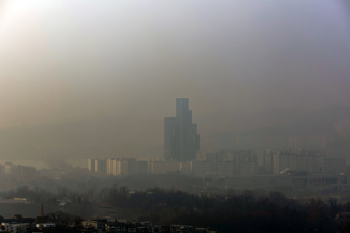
(170, 225), (194, 233)
(1, 222), (29, 233)
(35, 223), (56, 233)
(83, 220), (107, 233)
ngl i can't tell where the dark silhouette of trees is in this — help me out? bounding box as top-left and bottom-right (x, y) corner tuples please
(1, 182), (348, 232)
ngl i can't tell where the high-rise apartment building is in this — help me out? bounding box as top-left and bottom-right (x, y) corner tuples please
(205, 150), (258, 176)
(164, 98), (200, 161)
(94, 159), (106, 173)
(88, 159), (96, 172)
(106, 158), (121, 176)
(263, 149), (326, 174)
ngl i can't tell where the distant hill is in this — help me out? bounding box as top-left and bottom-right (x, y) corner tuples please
(0, 116), (163, 159)
(200, 106), (350, 158)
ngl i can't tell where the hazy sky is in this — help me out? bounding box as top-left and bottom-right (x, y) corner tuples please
(1, 0), (350, 128)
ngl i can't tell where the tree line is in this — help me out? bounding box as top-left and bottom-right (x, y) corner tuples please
(3, 184), (350, 232)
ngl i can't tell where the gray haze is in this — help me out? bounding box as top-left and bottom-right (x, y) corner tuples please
(0, 0), (350, 159)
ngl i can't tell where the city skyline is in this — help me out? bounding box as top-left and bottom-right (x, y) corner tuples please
(1, 1), (350, 231)
(0, 0), (350, 161)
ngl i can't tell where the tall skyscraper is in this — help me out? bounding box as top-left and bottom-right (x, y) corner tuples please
(164, 98), (200, 161)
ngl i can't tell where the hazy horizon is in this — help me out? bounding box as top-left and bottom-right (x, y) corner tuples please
(1, 0), (350, 160)
(1, 0), (350, 128)
(2, 2), (350, 230)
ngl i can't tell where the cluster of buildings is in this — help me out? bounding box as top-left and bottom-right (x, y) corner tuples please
(88, 149), (259, 177)
(88, 98), (259, 177)
(88, 158), (193, 176)
(0, 209), (216, 233)
(0, 204), (56, 233)
(0, 162), (37, 182)
(203, 149), (348, 193)
(263, 149), (346, 174)
(195, 150), (258, 176)
(82, 219), (216, 233)
(87, 99), (348, 196)
(88, 148), (346, 179)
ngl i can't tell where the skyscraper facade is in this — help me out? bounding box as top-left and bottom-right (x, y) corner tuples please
(164, 98), (200, 161)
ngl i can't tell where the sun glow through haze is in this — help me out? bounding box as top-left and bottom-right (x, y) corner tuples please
(0, 0), (349, 130)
